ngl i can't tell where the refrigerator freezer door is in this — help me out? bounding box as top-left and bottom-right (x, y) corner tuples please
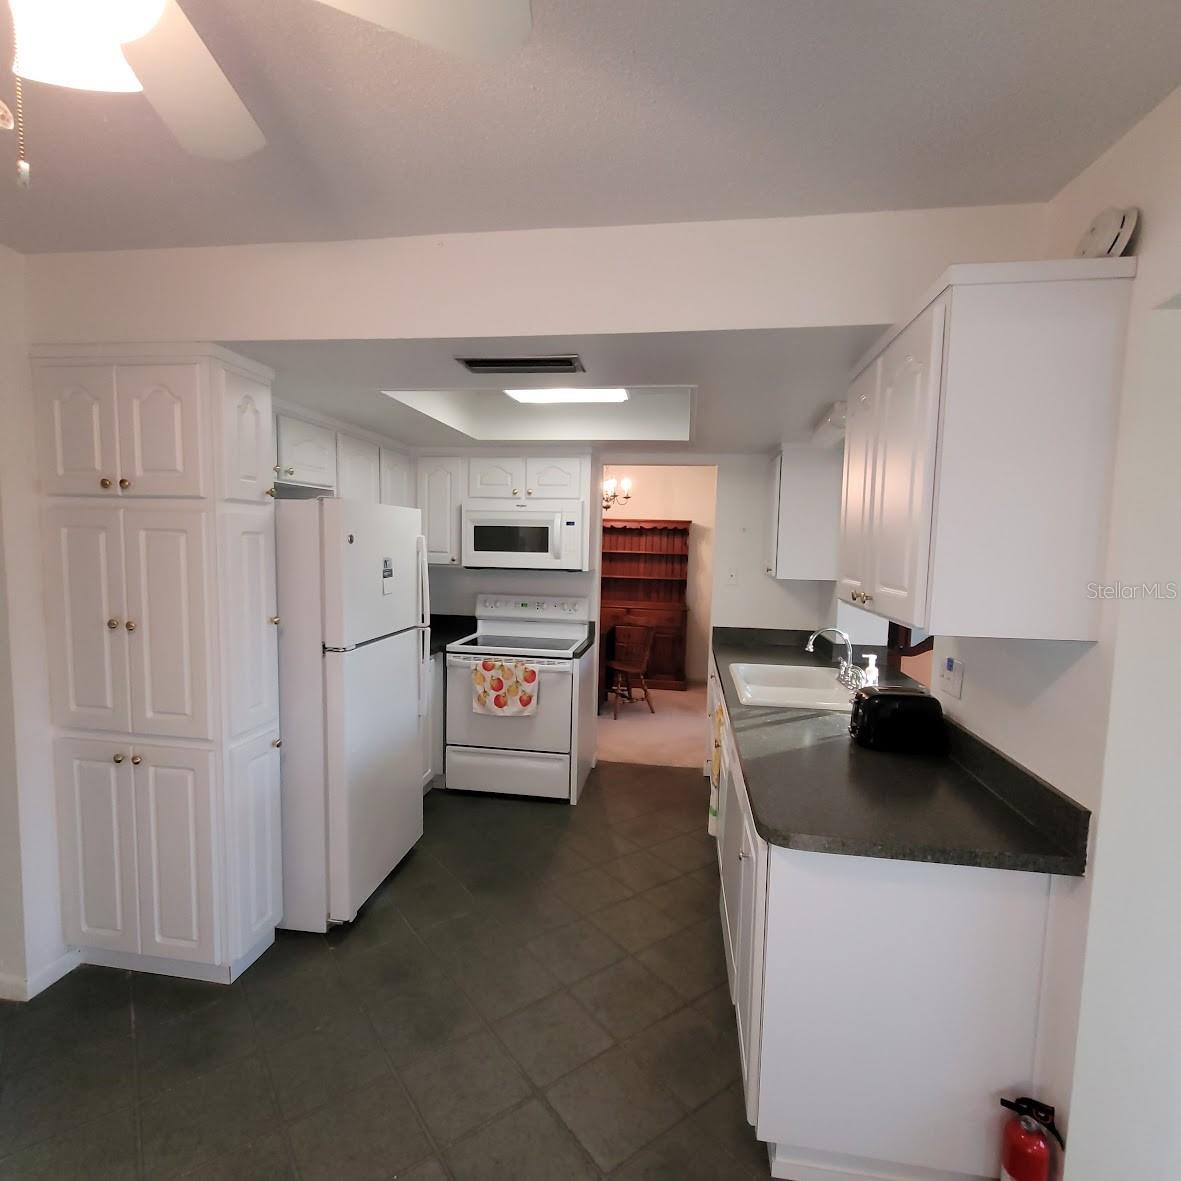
(324, 629), (424, 924)
(322, 500), (424, 649)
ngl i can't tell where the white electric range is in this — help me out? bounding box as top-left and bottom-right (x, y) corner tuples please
(444, 594), (597, 802)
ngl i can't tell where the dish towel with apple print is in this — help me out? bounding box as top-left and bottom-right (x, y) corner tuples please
(472, 658), (540, 716)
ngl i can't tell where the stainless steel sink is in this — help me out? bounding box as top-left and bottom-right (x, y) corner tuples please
(730, 663), (855, 712)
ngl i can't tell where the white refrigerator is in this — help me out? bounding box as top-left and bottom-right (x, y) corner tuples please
(276, 498), (429, 932)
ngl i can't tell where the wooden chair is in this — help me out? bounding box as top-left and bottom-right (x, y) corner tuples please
(607, 624), (656, 719)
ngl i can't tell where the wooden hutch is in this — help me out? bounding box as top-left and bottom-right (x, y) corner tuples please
(600, 519), (690, 697)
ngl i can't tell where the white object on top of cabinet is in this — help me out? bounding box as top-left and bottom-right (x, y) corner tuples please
(275, 416), (337, 488)
(840, 258), (1134, 639)
(417, 457), (465, 564)
(337, 434), (381, 502)
(380, 448), (414, 508)
(766, 448), (841, 581)
(36, 362), (206, 498)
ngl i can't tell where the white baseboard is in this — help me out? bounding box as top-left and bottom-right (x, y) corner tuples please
(0, 948), (83, 1002)
(769, 1144), (989, 1181)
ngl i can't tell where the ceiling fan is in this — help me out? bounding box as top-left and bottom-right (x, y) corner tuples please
(6, 0), (532, 163)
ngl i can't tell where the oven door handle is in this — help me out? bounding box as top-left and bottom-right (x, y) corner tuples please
(446, 655), (573, 675)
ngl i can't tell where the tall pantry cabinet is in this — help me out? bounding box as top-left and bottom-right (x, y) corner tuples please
(36, 345), (283, 983)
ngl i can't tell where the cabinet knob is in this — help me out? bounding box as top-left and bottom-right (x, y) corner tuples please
(284, 467), (295, 477)
(526, 489), (533, 496)
(265, 487), (276, 497)
(125, 620), (136, 632)
(272, 738), (282, 748)
(113, 753), (125, 764)
(100, 477), (113, 489)
(738, 849), (747, 861)
(273, 464), (282, 474)
(118, 478), (131, 490)
(512, 488), (519, 496)
(450, 557), (457, 564)
(130, 755), (142, 766)
(107, 618), (120, 630)
(863, 593), (874, 603)
(269, 615), (281, 625)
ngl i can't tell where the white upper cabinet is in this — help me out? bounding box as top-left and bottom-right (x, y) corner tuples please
(865, 299), (944, 627)
(36, 365), (121, 497)
(767, 447), (842, 581)
(417, 457), (465, 564)
(133, 744), (217, 964)
(525, 457), (582, 498)
(221, 513), (279, 738)
(469, 456), (526, 498)
(380, 448), (414, 507)
(839, 260), (1133, 640)
(45, 507), (132, 733)
(275, 416), (337, 488)
(115, 364), (205, 498)
(219, 369), (273, 503)
(55, 737), (140, 953)
(123, 510), (212, 740)
(838, 362), (878, 603)
(337, 434), (381, 502)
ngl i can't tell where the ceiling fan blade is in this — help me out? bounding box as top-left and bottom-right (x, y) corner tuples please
(312, 0), (532, 55)
(122, 0), (266, 161)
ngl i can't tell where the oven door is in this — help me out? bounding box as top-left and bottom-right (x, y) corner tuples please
(461, 499), (583, 570)
(446, 654), (573, 753)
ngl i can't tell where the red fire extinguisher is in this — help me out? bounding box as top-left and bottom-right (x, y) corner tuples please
(1000, 1097), (1065, 1181)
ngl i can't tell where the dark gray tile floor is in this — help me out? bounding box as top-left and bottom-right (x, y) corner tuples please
(0, 762), (769, 1180)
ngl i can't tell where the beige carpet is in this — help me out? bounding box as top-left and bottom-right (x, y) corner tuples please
(596, 685), (710, 768)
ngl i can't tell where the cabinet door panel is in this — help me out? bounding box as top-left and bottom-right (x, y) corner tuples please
(870, 301), (945, 627)
(220, 369), (273, 502)
(124, 511), (212, 740)
(719, 760), (743, 986)
(221, 512), (279, 737)
(116, 364), (205, 497)
(44, 507), (131, 732)
(380, 448), (413, 507)
(36, 365), (120, 497)
(525, 457), (582, 498)
(134, 745), (217, 963)
(276, 417), (337, 487)
(417, 458), (464, 564)
(229, 732), (282, 955)
(55, 738), (139, 953)
(468, 457), (526, 498)
(337, 435), (381, 502)
(838, 361), (878, 603)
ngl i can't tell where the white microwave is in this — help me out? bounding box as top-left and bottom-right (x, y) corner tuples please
(461, 499), (585, 570)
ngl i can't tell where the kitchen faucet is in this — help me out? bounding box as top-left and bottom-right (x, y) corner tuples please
(805, 627), (866, 691)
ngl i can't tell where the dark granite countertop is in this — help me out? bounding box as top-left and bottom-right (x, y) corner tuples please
(713, 628), (1088, 876)
(429, 615), (476, 654)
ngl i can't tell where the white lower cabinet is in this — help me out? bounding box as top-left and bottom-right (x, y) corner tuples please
(56, 738), (221, 966)
(713, 659), (1052, 1181)
(419, 653), (444, 788)
(228, 731), (283, 956)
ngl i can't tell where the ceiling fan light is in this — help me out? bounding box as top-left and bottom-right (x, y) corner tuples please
(10, 0), (164, 93)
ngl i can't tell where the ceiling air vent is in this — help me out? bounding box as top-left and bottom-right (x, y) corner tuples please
(455, 354), (585, 376)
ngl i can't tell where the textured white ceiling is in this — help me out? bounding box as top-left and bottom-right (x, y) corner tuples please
(229, 326), (883, 450)
(1, 0), (1179, 252)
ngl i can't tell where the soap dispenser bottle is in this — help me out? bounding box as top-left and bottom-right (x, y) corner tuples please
(862, 654), (879, 687)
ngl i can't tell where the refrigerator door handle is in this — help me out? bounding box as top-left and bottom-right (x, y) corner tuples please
(417, 627), (429, 718)
(416, 534), (430, 627)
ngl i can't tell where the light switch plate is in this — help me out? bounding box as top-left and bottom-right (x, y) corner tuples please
(938, 656), (964, 699)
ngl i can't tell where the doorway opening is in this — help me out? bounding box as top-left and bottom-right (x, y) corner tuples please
(595, 464), (718, 767)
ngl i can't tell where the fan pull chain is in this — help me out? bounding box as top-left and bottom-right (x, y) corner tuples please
(14, 74), (29, 188)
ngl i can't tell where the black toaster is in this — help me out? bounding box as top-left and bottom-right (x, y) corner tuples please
(849, 686), (947, 754)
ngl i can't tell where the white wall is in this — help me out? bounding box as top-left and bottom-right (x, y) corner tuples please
(24, 204), (1046, 345)
(0, 245), (69, 1000)
(1039, 86), (1181, 1181)
(601, 452), (835, 635)
(602, 465), (717, 681)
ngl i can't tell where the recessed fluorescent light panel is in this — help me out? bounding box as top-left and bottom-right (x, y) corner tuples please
(505, 388), (628, 404)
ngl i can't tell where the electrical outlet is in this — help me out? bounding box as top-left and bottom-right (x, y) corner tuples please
(938, 656), (964, 699)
